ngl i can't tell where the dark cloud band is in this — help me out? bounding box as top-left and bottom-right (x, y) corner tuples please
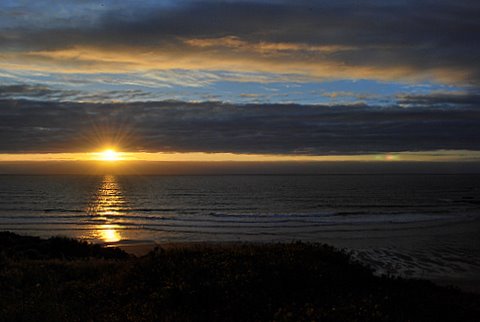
(0, 94), (479, 154)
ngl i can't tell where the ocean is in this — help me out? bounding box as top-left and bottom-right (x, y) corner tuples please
(1, 174), (479, 288)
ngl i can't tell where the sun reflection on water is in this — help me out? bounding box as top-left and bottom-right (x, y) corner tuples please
(86, 175), (128, 243)
(100, 225), (122, 243)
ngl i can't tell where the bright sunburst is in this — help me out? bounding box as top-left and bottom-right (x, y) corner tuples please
(100, 149), (120, 161)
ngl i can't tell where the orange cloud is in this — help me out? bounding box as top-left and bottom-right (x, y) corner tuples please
(0, 38), (472, 85)
(183, 36), (356, 54)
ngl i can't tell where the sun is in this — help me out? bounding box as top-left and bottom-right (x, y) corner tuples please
(100, 149), (120, 161)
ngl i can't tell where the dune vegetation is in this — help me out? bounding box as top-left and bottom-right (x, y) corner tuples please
(0, 232), (478, 321)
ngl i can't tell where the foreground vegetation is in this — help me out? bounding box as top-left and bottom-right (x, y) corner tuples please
(0, 232), (479, 321)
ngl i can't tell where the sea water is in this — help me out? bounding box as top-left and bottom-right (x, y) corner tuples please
(1, 174), (479, 287)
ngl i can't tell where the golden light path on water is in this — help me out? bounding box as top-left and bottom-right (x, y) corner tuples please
(85, 175), (126, 243)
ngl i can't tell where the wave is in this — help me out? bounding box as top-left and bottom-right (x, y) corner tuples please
(0, 211), (473, 231)
(3, 219), (470, 238)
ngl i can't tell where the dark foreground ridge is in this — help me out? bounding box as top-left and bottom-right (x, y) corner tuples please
(0, 232), (479, 321)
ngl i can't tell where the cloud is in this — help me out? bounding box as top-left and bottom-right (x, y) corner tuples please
(397, 92), (480, 108)
(0, 84), (154, 102)
(183, 36), (356, 54)
(0, 1), (478, 156)
(0, 93), (479, 154)
(0, 84), (74, 99)
(321, 91), (378, 100)
(0, 1), (479, 84)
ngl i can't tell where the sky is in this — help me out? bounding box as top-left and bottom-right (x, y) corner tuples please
(0, 0), (479, 167)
